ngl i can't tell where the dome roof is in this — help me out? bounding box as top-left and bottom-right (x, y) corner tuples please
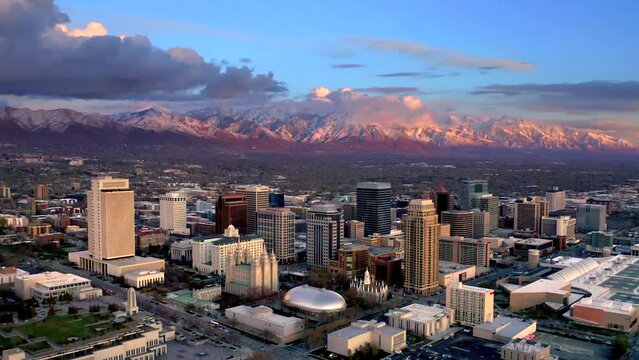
(548, 257), (600, 282)
(283, 285), (346, 313)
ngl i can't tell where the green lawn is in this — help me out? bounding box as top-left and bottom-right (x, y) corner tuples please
(0, 334), (26, 351)
(20, 341), (50, 353)
(12, 313), (114, 344)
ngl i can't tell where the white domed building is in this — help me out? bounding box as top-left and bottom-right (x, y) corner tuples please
(283, 285), (346, 317)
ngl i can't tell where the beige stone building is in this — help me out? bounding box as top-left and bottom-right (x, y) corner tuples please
(446, 281), (494, 326)
(256, 207), (296, 263)
(14, 271), (101, 302)
(225, 305), (304, 344)
(224, 243), (278, 298)
(509, 279), (571, 311)
(159, 192), (188, 235)
(327, 320), (406, 357)
(439, 236), (491, 268)
(403, 200), (441, 295)
(501, 339), (557, 360)
(235, 184), (269, 234)
(386, 303), (454, 337)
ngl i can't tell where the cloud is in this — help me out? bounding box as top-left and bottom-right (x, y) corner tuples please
(331, 64), (366, 69)
(296, 87), (436, 127)
(472, 81), (639, 113)
(354, 87), (420, 94)
(376, 72), (424, 78)
(240, 58), (252, 63)
(0, 0), (286, 100)
(350, 36), (536, 72)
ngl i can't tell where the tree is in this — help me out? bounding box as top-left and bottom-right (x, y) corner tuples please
(612, 334), (630, 359)
(58, 292), (73, 302)
(68, 306), (79, 315)
(16, 300), (37, 320)
(0, 312), (13, 323)
(89, 304), (101, 313)
(47, 306), (56, 316)
(108, 303), (119, 312)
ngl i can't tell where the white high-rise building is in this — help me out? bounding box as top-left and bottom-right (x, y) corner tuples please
(87, 177), (135, 260)
(257, 208), (296, 263)
(446, 282), (494, 326)
(235, 185), (270, 234)
(545, 187), (566, 212)
(541, 216), (576, 239)
(159, 192), (189, 235)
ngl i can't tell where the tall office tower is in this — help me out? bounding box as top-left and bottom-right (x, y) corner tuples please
(541, 216), (576, 239)
(87, 177), (135, 260)
(403, 199), (441, 295)
(440, 210), (474, 238)
(577, 204), (607, 233)
(459, 179), (488, 210)
(472, 210), (491, 238)
(348, 220), (365, 240)
(268, 192), (285, 208)
(477, 195), (500, 230)
(430, 185), (454, 217)
(34, 184), (49, 200)
(306, 205), (344, 269)
(159, 192), (188, 235)
(587, 198), (614, 215)
(446, 282), (494, 326)
(513, 197), (548, 233)
(0, 186), (10, 199)
(256, 207), (296, 263)
(545, 187), (566, 212)
(215, 194), (248, 235)
(356, 182), (392, 236)
(342, 203), (357, 222)
(235, 185), (270, 234)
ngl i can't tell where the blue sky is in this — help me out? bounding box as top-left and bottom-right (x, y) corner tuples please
(1, 0), (638, 139)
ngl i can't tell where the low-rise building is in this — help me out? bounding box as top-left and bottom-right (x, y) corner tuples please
(501, 339), (556, 360)
(14, 271), (102, 302)
(570, 298), (637, 332)
(386, 303), (454, 337)
(170, 239), (193, 263)
(327, 320), (406, 357)
(509, 279), (571, 311)
(513, 239), (554, 258)
(225, 305), (304, 344)
(473, 316), (537, 343)
(123, 270), (165, 288)
(439, 261), (477, 287)
(68, 250), (165, 278)
(193, 285), (222, 301)
(0, 267), (28, 286)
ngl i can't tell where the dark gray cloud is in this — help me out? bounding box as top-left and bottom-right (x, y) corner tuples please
(472, 81), (639, 113)
(240, 58), (252, 63)
(0, 0), (286, 100)
(354, 87), (419, 94)
(331, 64), (366, 69)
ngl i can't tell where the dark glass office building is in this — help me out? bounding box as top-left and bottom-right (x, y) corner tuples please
(356, 182), (392, 236)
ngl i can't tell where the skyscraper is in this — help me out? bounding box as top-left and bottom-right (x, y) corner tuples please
(513, 197), (548, 233)
(87, 177), (135, 260)
(541, 216), (576, 239)
(215, 194), (248, 235)
(430, 185), (454, 217)
(356, 182), (392, 236)
(577, 204), (607, 233)
(477, 195), (500, 230)
(472, 209), (491, 238)
(441, 210), (474, 238)
(34, 184), (49, 200)
(256, 207), (296, 263)
(459, 179), (488, 210)
(159, 192), (188, 235)
(403, 199), (441, 295)
(306, 204), (344, 269)
(545, 187), (566, 212)
(235, 185), (270, 234)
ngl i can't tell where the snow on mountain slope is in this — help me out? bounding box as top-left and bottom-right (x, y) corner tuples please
(0, 106), (636, 152)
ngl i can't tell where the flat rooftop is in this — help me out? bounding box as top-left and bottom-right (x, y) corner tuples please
(387, 303), (452, 323)
(474, 316), (535, 339)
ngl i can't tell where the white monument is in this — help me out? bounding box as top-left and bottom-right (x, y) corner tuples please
(125, 287), (138, 316)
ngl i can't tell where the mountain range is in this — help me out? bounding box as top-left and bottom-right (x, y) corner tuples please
(0, 106), (635, 154)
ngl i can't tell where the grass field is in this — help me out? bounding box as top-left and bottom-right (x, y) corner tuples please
(12, 313), (114, 344)
(0, 334), (26, 351)
(20, 341), (50, 353)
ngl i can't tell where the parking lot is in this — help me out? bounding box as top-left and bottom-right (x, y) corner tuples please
(535, 331), (612, 360)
